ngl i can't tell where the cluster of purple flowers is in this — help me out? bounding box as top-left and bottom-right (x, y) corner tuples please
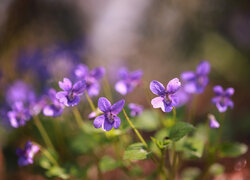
(148, 60), (234, 129)
(5, 59), (236, 168)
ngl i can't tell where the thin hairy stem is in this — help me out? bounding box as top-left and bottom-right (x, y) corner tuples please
(72, 107), (84, 130)
(103, 76), (113, 103)
(33, 116), (56, 152)
(33, 143), (59, 166)
(85, 90), (96, 112)
(122, 109), (148, 148)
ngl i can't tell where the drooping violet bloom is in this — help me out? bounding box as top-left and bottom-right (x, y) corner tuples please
(128, 103), (143, 117)
(7, 102), (31, 128)
(74, 64), (105, 97)
(43, 89), (64, 117)
(208, 114), (220, 128)
(16, 141), (39, 166)
(115, 68), (143, 95)
(211, 85), (234, 113)
(56, 78), (86, 107)
(93, 97), (125, 131)
(150, 78), (181, 112)
(181, 60), (210, 94)
(6, 81), (35, 106)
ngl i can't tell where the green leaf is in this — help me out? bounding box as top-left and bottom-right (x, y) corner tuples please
(169, 122), (195, 142)
(151, 137), (170, 150)
(181, 167), (201, 180)
(209, 163), (225, 176)
(38, 155), (51, 169)
(99, 156), (121, 172)
(124, 143), (152, 160)
(69, 133), (98, 154)
(45, 166), (69, 179)
(134, 110), (160, 131)
(129, 165), (143, 177)
(219, 142), (248, 158)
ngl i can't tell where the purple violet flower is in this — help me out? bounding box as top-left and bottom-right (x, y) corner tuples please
(115, 68), (143, 95)
(181, 60), (210, 94)
(150, 78), (181, 112)
(208, 114), (220, 128)
(211, 85), (234, 113)
(16, 141), (39, 166)
(43, 89), (64, 117)
(7, 102), (31, 128)
(74, 64), (105, 97)
(93, 97), (125, 131)
(56, 78), (86, 107)
(128, 103), (143, 117)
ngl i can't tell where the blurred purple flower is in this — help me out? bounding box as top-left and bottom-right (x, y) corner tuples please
(46, 43), (82, 81)
(212, 85), (234, 113)
(17, 50), (49, 82)
(208, 114), (220, 128)
(174, 87), (191, 107)
(74, 64), (105, 96)
(43, 89), (64, 117)
(56, 78), (86, 107)
(7, 102), (31, 128)
(16, 141), (39, 166)
(6, 81), (35, 106)
(150, 78), (181, 112)
(115, 68), (143, 95)
(128, 103), (143, 117)
(93, 97), (125, 131)
(181, 61), (210, 94)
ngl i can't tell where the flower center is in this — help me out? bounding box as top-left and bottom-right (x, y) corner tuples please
(163, 94), (171, 105)
(219, 96), (227, 106)
(197, 76), (204, 86)
(106, 112), (115, 123)
(68, 91), (75, 101)
(86, 77), (95, 88)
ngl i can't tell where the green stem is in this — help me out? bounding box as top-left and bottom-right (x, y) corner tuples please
(171, 107), (177, 180)
(173, 107), (176, 122)
(92, 153), (103, 180)
(187, 95), (198, 123)
(33, 116), (56, 152)
(72, 107), (84, 129)
(218, 112), (225, 144)
(159, 149), (168, 179)
(122, 109), (148, 149)
(34, 143), (59, 166)
(85, 90), (96, 112)
(103, 76), (113, 103)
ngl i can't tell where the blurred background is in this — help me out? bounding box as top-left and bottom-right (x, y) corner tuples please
(0, 0), (250, 179)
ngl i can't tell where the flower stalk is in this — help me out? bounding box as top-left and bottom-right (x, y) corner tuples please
(33, 116), (56, 153)
(122, 109), (148, 149)
(85, 90), (96, 112)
